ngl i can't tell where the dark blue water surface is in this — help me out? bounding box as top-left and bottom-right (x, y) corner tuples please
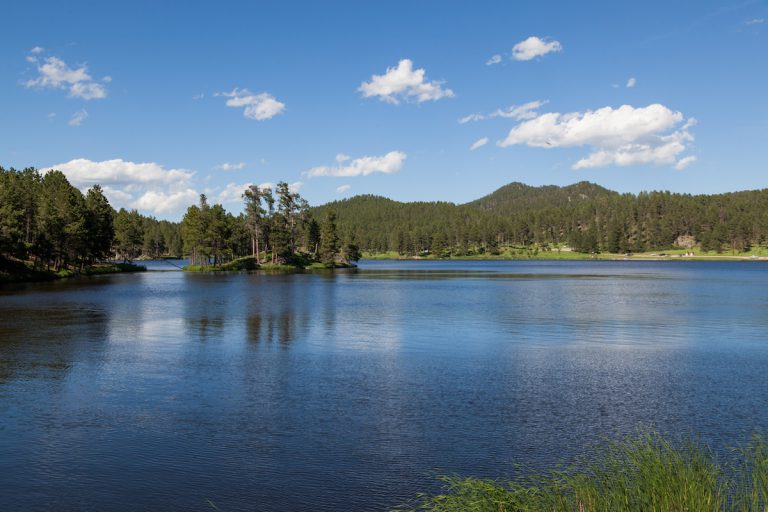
(1, 260), (768, 511)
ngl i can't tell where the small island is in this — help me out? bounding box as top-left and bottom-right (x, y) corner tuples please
(179, 183), (360, 272)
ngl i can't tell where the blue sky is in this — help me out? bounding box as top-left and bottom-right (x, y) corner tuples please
(1, 0), (766, 220)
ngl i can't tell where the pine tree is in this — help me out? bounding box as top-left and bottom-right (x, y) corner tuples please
(85, 185), (115, 262)
(319, 211), (340, 267)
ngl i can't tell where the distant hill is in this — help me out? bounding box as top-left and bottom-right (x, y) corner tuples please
(465, 181), (618, 216)
(312, 194), (495, 253)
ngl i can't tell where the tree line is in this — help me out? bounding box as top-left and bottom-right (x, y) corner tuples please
(3, 165), (767, 269)
(0, 167), (360, 269)
(312, 181), (768, 256)
(0, 166), (191, 270)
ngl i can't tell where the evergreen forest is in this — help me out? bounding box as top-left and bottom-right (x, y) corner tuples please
(2, 165), (768, 274)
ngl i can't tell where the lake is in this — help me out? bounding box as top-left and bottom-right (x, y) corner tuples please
(1, 260), (768, 511)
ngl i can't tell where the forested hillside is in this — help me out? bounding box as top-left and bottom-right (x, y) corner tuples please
(313, 182), (768, 256)
(467, 181), (617, 216)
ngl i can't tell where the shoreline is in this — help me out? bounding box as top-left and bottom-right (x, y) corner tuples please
(0, 260), (147, 284)
(362, 251), (768, 262)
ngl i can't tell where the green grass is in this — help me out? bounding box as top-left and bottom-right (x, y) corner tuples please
(395, 432), (768, 512)
(257, 263), (300, 271)
(363, 249), (601, 261)
(83, 262), (147, 274)
(184, 256), (258, 272)
(363, 246), (768, 262)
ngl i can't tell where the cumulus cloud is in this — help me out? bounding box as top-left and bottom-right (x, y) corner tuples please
(215, 162), (246, 171)
(30, 46), (44, 54)
(68, 109), (88, 126)
(674, 155), (697, 170)
(359, 59), (454, 104)
(458, 100), (546, 124)
(470, 137), (489, 151)
(627, 77), (637, 88)
(217, 182), (252, 204)
(746, 18), (765, 25)
(511, 36), (562, 61)
(24, 53), (107, 100)
(307, 151), (406, 177)
(216, 88), (285, 120)
(486, 54), (502, 65)
(42, 158), (197, 215)
(134, 189), (200, 215)
(336, 184), (351, 194)
(498, 104), (697, 170)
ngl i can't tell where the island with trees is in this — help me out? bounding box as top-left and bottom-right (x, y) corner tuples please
(179, 182), (359, 272)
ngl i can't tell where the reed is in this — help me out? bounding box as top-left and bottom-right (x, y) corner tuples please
(396, 432), (768, 512)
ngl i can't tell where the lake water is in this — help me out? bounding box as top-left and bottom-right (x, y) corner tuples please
(1, 260), (768, 511)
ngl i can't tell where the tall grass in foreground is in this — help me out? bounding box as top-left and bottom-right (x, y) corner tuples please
(396, 433), (768, 511)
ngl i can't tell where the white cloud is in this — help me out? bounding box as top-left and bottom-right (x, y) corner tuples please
(498, 104), (697, 170)
(459, 113), (485, 124)
(470, 137), (489, 151)
(626, 77), (637, 88)
(746, 18), (765, 25)
(307, 151), (406, 177)
(24, 54), (107, 100)
(486, 54), (502, 65)
(216, 88), (285, 120)
(256, 181), (303, 194)
(134, 189), (199, 215)
(359, 59), (454, 104)
(30, 46), (44, 54)
(335, 153), (351, 163)
(192, 93), (204, 100)
(42, 158), (197, 216)
(512, 36), (562, 61)
(674, 155), (697, 170)
(215, 162), (246, 171)
(458, 100), (546, 124)
(68, 109), (88, 126)
(491, 100), (548, 120)
(217, 182), (252, 204)
(102, 76), (112, 83)
(336, 184), (351, 194)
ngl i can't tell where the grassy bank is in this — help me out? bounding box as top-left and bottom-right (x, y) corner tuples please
(364, 247), (768, 262)
(0, 257), (146, 283)
(396, 432), (768, 512)
(184, 256), (259, 272)
(183, 255), (356, 272)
